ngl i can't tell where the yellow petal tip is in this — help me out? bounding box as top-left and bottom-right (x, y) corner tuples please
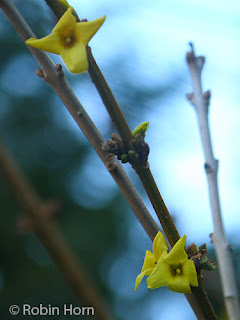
(25, 37), (36, 44)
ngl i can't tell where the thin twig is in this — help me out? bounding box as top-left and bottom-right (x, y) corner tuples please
(186, 43), (240, 320)
(0, 138), (114, 320)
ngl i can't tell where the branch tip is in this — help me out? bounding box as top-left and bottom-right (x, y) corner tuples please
(188, 42), (195, 53)
(186, 44), (205, 72)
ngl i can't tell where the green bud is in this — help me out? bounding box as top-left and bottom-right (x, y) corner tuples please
(187, 243), (199, 256)
(128, 150), (138, 160)
(199, 255), (217, 271)
(199, 243), (207, 255)
(132, 122), (149, 138)
(201, 261), (217, 271)
(111, 133), (122, 142)
(121, 154), (129, 163)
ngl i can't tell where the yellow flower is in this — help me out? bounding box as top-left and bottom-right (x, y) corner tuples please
(147, 235), (198, 293)
(26, 7), (106, 73)
(135, 231), (168, 291)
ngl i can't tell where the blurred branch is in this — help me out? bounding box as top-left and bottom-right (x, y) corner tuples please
(186, 43), (240, 320)
(0, 138), (114, 320)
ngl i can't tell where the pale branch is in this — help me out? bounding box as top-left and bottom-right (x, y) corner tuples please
(86, 21), (217, 320)
(186, 44), (240, 320)
(0, 1), (216, 318)
(87, 45), (216, 320)
(0, 138), (114, 320)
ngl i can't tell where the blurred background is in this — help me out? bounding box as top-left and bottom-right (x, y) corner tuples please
(0, 0), (240, 318)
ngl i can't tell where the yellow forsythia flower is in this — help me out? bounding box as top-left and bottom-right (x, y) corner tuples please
(26, 7), (106, 73)
(135, 232), (198, 294)
(147, 235), (199, 293)
(135, 231), (168, 291)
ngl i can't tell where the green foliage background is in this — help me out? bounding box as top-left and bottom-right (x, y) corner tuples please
(0, 1), (239, 319)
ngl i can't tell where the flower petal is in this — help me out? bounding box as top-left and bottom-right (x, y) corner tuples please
(164, 235), (188, 264)
(53, 7), (76, 33)
(135, 268), (153, 291)
(183, 259), (198, 287)
(26, 34), (62, 54)
(167, 276), (192, 294)
(60, 42), (88, 73)
(141, 250), (156, 272)
(147, 252), (173, 289)
(152, 231), (168, 261)
(76, 16), (106, 46)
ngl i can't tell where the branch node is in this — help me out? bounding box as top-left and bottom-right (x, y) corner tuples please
(56, 63), (64, 77)
(186, 92), (193, 101)
(210, 233), (214, 243)
(103, 133), (150, 170)
(105, 155), (118, 172)
(77, 110), (83, 117)
(204, 162), (213, 174)
(186, 93), (197, 108)
(203, 90), (211, 112)
(35, 69), (44, 78)
(203, 90), (211, 102)
(16, 200), (61, 234)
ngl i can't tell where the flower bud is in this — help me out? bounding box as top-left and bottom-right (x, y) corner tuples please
(128, 150), (138, 160)
(121, 154), (129, 163)
(132, 122), (149, 138)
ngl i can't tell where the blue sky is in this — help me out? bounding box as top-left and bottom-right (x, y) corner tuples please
(63, 1), (240, 318)
(64, 0), (240, 240)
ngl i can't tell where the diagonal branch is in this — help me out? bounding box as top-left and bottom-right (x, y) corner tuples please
(186, 43), (240, 320)
(87, 47), (181, 247)
(0, 0), (159, 243)
(0, 137), (114, 320)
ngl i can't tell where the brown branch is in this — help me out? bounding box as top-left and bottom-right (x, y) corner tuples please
(0, 138), (114, 320)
